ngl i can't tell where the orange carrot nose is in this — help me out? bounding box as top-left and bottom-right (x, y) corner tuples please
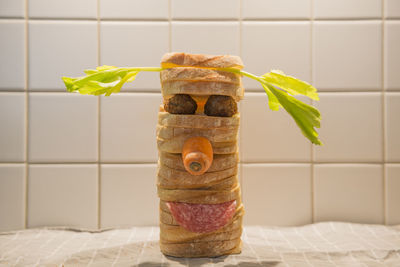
(182, 137), (213, 175)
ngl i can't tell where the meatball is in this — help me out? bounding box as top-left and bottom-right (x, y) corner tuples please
(164, 94), (197, 114)
(204, 95), (237, 117)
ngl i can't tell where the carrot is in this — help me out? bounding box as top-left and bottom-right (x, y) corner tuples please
(182, 137), (213, 175)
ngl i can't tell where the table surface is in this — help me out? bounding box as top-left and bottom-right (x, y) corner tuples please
(1, 222), (400, 267)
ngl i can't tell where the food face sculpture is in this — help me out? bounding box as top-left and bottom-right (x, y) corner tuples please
(157, 53), (244, 257)
(62, 52), (322, 258)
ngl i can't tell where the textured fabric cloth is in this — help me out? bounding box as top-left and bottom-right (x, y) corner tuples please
(0, 222), (400, 266)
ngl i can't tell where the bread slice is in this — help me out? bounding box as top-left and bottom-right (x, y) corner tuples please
(158, 110), (240, 129)
(157, 183), (241, 204)
(161, 52), (244, 69)
(161, 227), (242, 244)
(160, 238), (242, 258)
(160, 68), (244, 100)
(157, 163), (238, 189)
(156, 124), (238, 143)
(159, 152), (238, 173)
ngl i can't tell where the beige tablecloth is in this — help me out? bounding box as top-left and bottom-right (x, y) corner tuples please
(1, 222), (400, 266)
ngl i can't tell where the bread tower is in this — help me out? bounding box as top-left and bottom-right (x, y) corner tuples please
(157, 53), (244, 257)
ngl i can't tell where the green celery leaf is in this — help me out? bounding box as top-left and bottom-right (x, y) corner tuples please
(265, 83), (322, 145)
(62, 66), (139, 96)
(262, 70), (319, 100)
(261, 83), (281, 111)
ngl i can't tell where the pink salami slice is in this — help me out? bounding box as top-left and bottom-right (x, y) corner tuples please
(166, 200), (236, 233)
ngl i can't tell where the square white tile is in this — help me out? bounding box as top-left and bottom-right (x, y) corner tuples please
(385, 0), (400, 18)
(171, 22), (240, 56)
(0, 165), (25, 231)
(313, 21), (382, 91)
(242, 164), (312, 226)
(241, 93), (311, 162)
(242, 22), (311, 90)
(100, 22), (168, 91)
(29, 93), (98, 162)
(314, 0), (381, 19)
(314, 164), (383, 224)
(242, 0), (311, 19)
(0, 93), (25, 162)
(100, 164), (158, 228)
(100, 0), (168, 19)
(29, 0), (97, 18)
(314, 93), (382, 162)
(386, 164), (400, 225)
(386, 93), (400, 161)
(385, 21), (400, 91)
(29, 21), (97, 90)
(0, 20), (25, 90)
(100, 93), (161, 162)
(0, 0), (24, 17)
(172, 0), (239, 19)
(28, 164), (98, 229)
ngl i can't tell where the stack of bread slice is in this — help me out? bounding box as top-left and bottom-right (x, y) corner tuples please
(157, 53), (244, 258)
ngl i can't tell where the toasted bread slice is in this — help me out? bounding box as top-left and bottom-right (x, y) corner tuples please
(161, 227), (242, 244)
(156, 124), (238, 143)
(160, 238), (242, 258)
(158, 110), (240, 129)
(159, 152), (238, 173)
(161, 52), (244, 69)
(157, 136), (237, 154)
(157, 163), (238, 189)
(157, 183), (241, 204)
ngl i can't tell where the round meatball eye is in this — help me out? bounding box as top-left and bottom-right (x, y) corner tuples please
(204, 95), (237, 117)
(164, 94), (197, 114)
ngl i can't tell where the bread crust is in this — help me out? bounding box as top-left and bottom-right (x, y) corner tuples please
(161, 52), (244, 69)
(158, 110), (240, 129)
(157, 163), (238, 189)
(157, 183), (240, 204)
(159, 152), (238, 172)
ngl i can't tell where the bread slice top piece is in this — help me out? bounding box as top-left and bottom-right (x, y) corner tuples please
(161, 52), (244, 69)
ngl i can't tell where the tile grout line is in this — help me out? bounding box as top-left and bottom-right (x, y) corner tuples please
(381, 0), (387, 225)
(24, 0), (29, 230)
(97, 0), (101, 230)
(310, 0), (315, 224)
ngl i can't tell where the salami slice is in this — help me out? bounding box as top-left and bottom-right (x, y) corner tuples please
(166, 200), (236, 233)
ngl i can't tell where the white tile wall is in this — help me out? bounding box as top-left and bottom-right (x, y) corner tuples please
(28, 165), (98, 229)
(242, 0), (311, 19)
(100, 0), (169, 20)
(314, 164), (383, 224)
(0, 0), (24, 18)
(313, 21), (382, 91)
(0, 165), (25, 231)
(386, 164), (400, 225)
(243, 164), (312, 226)
(0, 20), (25, 90)
(242, 21), (311, 90)
(29, 0), (97, 19)
(171, 22), (240, 55)
(100, 164), (158, 228)
(0, 0), (399, 231)
(0, 93), (25, 162)
(172, 0), (240, 19)
(29, 93), (98, 162)
(100, 22), (169, 90)
(314, 93), (382, 162)
(384, 21), (400, 90)
(385, 0), (400, 19)
(314, 0), (381, 19)
(100, 93), (161, 162)
(386, 93), (400, 162)
(241, 93), (311, 162)
(29, 21), (97, 91)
